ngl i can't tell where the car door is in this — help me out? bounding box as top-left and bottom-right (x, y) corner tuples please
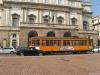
(0, 48), (3, 53)
(2, 48), (9, 53)
(2, 48), (6, 53)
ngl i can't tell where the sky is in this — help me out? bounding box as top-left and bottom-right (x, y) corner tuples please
(92, 0), (100, 16)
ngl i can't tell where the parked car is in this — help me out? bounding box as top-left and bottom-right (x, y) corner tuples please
(92, 47), (100, 53)
(0, 47), (16, 54)
(16, 47), (42, 56)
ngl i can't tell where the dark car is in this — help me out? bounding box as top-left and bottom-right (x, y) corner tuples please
(16, 47), (41, 56)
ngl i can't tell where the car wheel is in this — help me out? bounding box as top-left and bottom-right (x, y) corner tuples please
(20, 53), (24, 56)
(10, 51), (14, 54)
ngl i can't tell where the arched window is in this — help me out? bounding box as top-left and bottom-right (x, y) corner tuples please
(71, 18), (77, 25)
(28, 14), (36, 24)
(57, 16), (64, 24)
(64, 32), (71, 37)
(28, 31), (38, 38)
(12, 14), (20, 26)
(47, 31), (55, 37)
(43, 15), (50, 24)
(83, 21), (89, 31)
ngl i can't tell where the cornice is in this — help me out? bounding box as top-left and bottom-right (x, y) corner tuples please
(68, 0), (82, 2)
(3, 1), (83, 12)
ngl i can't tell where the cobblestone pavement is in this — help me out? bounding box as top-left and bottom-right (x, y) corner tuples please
(0, 53), (100, 75)
(0, 54), (16, 56)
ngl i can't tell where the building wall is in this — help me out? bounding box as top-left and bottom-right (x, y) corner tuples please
(93, 16), (100, 43)
(0, 0), (98, 48)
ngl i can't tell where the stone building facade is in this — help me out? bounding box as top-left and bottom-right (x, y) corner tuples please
(93, 16), (100, 46)
(0, 0), (98, 48)
(93, 16), (100, 36)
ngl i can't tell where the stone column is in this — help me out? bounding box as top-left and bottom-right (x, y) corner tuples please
(23, 8), (28, 23)
(4, 8), (11, 26)
(78, 13), (83, 30)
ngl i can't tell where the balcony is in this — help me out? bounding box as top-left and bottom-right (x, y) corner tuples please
(20, 22), (78, 30)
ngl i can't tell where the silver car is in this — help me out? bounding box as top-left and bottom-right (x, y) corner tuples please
(92, 48), (100, 53)
(0, 48), (16, 54)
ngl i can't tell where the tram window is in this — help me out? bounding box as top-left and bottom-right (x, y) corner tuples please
(46, 40), (49, 46)
(63, 40), (67, 46)
(79, 41), (84, 45)
(74, 41), (79, 46)
(36, 40), (40, 46)
(50, 40), (54, 46)
(79, 40), (87, 46)
(45, 40), (57, 46)
(72, 41), (75, 46)
(84, 40), (87, 45)
(54, 40), (57, 46)
(42, 40), (46, 46)
(77, 41), (80, 46)
(74, 41), (78, 46)
(67, 41), (70, 46)
(71, 41), (74, 46)
(32, 41), (35, 46)
(58, 40), (61, 46)
(32, 40), (40, 46)
(63, 40), (70, 46)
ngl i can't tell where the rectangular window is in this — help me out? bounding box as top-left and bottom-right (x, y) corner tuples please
(29, 18), (34, 24)
(30, 0), (35, 2)
(70, 1), (75, 7)
(58, 0), (63, 5)
(12, 18), (19, 27)
(44, 0), (48, 3)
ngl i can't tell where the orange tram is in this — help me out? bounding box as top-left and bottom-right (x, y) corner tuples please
(28, 37), (93, 54)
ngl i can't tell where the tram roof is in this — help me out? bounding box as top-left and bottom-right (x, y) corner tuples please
(29, 37), (90, 39)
